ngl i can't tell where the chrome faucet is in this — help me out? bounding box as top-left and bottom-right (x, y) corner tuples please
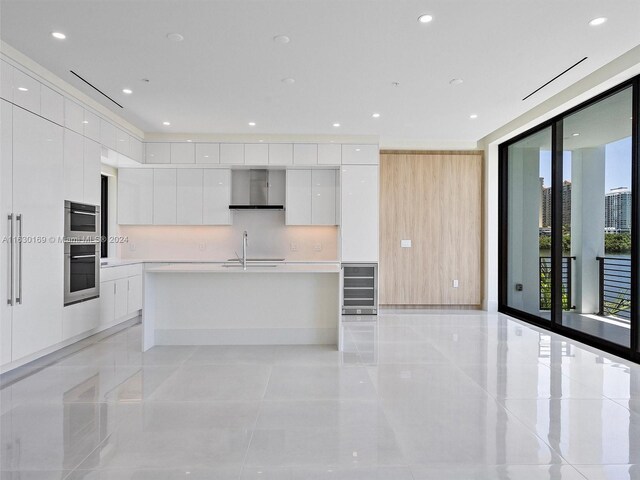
(242, 230), (248, 270)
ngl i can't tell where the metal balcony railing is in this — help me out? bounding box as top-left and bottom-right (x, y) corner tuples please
(596, 256), (631, 322)
(539, 256), (574, 311)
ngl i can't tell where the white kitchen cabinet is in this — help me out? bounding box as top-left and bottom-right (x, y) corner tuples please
(62, 298), (99, 340)
(114, 278), (129, 320)
(311, 169), (337, 225)
(127, 275), (143, 313)
(116, 128), (130, 156)
(84, 139), (102, 206)
(196, 143), (220, 164)
(293, 144), (318, 165)
(100, 119), (117, 150)
(99, 280), (116, 327)
(118, 169), (153, 224)
(269, 143), (293, 165)
(64, 98), (84, 134)
(220, 143), (244, 165)
(341, 165), (379, 261)
(11, 107), (64, 361)
(63, 129), (85, 203)
(145, 142), (170, 164)
(171, 143), (195, 164)
(12, 68), (40, 114)
(1, 100), (13, 365)
(129, 137), (143, 163)
(153, 168), (177, 225)
(244, 143), (269, 165)
(318, 144), (341, 165)
(40, 86), (63, 125)
(203, 169), (231, 224)
(1, 61), (13, 102)
(341, 145), (379, 165)
(177, 169), (203, 224)
(82, 110), (100, 142)
(286, 169), (312, 225)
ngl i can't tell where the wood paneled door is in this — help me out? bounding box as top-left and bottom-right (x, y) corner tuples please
(380, 151), (483, 306)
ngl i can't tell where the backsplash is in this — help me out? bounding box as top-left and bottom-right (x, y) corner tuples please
(117, 210), (338, 261)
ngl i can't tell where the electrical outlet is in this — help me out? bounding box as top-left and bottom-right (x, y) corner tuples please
(453, 279), (459, 288)
(313, 242), (322, 252)
(401, 239), (412, 248)
(198, 242), (206, 251)
(129, 243), (136, 252)
(290, 242), (298, 252)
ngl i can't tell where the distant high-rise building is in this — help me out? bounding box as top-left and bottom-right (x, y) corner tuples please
(539, 180), (570, 228)
(562, 181), (571, 228)
(605, 187), (632, 232)
(542, 185), (552, 228)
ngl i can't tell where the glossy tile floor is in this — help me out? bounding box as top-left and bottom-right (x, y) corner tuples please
(1, 312), (639, 479)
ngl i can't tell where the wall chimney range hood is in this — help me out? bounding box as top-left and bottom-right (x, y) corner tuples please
(229, 169), (285, 210)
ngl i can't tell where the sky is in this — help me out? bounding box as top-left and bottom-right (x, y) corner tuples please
(539, 136), (632, 192)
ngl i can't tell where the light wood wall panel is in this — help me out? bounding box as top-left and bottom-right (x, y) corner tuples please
(380, 152), (483, 306)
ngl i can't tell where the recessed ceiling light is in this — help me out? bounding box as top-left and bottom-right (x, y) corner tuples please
(281, 77), (295, 85)
(259, 139), (264, 142)
(333, 123), (341, 127)
(469, 114), (478, 119)
(17, 87), (28, 92)
(162, 121), (171, 126)
(51, 32), (66, 40)
(588, 17), (607, 26)
(273, 35), (290, 44)
(166, 33), (184, 42)
(391, 81), (400, 87)
(248, 122), (256, 126)
(449, 78), (464, 86)
(418, 14), (433, 24)
(372, 113), (381, 118)
(82, 120), (89, 124)
(122, 88), (132, 95)
(186, 139), (192, 142)
(572, 133), (580, 137)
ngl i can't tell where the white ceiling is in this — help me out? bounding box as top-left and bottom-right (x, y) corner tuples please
(1, 0), (639, 146)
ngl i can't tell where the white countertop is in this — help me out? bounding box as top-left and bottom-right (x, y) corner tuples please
(101, 258), (341, 269)
(145, 262), (341, 274)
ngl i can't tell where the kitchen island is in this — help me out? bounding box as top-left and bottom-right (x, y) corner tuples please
(142, 262), (341, 350)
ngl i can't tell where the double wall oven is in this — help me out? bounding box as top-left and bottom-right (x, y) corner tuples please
(64, 201), (100, 306)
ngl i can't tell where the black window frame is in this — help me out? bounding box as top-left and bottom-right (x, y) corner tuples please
(498, 75), (640, 363)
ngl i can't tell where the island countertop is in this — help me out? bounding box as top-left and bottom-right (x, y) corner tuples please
(145, 262), (341, 274)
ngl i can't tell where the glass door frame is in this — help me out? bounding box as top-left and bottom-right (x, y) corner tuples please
(498, 76), (639, 363)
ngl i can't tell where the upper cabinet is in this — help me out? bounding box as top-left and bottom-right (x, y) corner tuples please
(245, 143), (269, 165)
(118, 169), (154, 225)
(12, 68), (40, 114)
(177, 169), (203, 224)
(220, 144), (244, 165)
(129, 137), (144, 163)
(100, 119), (117, 150)
(203, 169), (231, 224)
(83, 110), (100, 142)
(145, 143), (170, 164)
(40, 86), (63, 125)
(64, 98), (84, 134)
(116, 128), (130, 156)
(171, 142), (195, 164)
(318, 144), (342, 165)
(293, 144), (318, 165)
(153, 169), (177, 225)
(1, 60), (14, 102)
(341, 145), (379, 165)
(196, 143), (220, 164)
(286, 169), (338, 226)
(269, 143), (293, 165)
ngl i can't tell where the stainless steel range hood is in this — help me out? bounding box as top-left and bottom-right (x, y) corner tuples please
(229, 169), (285, 210)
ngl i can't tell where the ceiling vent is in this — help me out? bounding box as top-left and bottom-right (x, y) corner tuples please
(69, 70), (124, 108)
(522, 57), (588, 101)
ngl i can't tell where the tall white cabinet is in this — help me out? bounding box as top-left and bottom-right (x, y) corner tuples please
(286, 169), (338, 225)
(3, 105), (65, 363)
(341, 165), (379, 262)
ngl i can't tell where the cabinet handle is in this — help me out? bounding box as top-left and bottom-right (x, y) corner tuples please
(7, 214), (13, 306)
(128, 279), (130, 291)
(16, 214), (22, 305)
(114, 283), (116, 294)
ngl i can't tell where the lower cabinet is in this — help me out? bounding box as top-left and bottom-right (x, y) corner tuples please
(62, 298), (100, 341)
(100, 264), (143, 327)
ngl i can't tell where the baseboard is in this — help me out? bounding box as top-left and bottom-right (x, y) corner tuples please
(0, 316), (141, 386)
(155, 327), (337, 346)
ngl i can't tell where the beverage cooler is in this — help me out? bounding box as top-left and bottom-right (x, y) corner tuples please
(341, 263), (377, 315)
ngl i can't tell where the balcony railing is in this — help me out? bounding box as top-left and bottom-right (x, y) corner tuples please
(597, 256), (631, 321)
(539, 256), (574, 311)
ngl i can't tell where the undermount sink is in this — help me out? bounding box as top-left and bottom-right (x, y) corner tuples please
(225, 258), (285, 262)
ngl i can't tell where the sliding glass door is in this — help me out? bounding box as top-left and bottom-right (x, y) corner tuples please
(499, 78), (639, 361)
